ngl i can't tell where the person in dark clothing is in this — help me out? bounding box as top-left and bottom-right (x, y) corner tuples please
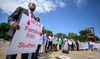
(6, 2), (36, 59)
(76, 40), (79, 51)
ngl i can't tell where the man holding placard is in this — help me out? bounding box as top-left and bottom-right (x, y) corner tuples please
(6, 2), (36, 59)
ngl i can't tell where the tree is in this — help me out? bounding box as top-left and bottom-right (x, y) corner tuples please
(79, 30), (92, 36)
(43, 29), (48, 34)
(79, 30), (92, 41)
(66, 32), (78, 39)
(55, 33), (66, 39)
(43, 28), (53, 36)
(0, 22), (10, 41)
(95, 36), (100, 41)
(47, 30), (53, 36)
(0, 22), (10, 31)
(77, 35), (86, 42)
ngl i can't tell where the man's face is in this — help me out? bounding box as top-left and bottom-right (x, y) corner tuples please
(29, 3), (36, 12)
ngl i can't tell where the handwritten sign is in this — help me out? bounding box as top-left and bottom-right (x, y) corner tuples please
(7, 14), (43, 55)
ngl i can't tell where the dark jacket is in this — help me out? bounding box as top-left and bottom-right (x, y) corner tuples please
(7, 7), (35, 38)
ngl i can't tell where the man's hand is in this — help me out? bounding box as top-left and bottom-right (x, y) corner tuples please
(12, 22), (20, 30)
(40, 33), (42, 36)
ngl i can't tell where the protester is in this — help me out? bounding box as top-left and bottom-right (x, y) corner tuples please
(62, 39), (69, 54)
(75, 39), (79, 51)
(63, 39), (68, 50)
(43, 32), (49, 53)
(6, 2), (36, 59)
(52, 37), (58, 51)
(58, 37), (63, 50)
(32, 17), (43, 59)
(88, 40), (94, 51)
(71, 38), (76, 51)
(47, 36), (53, 52)
(67, 39), (72, 51)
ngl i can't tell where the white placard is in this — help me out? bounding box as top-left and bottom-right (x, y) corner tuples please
(7, 14), (43, 55)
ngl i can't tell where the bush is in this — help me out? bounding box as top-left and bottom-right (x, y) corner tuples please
(0, 22), (10, 41)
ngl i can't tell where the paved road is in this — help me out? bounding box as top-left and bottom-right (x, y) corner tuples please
(0, 42), (100, 59)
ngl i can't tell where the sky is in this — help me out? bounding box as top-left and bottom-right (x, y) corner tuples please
(0, 0), (100, 38)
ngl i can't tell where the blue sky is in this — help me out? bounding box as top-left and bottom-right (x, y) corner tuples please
(0, 0), (100, 38)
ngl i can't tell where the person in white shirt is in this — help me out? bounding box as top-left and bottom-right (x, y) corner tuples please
(63, 39), (68, 51)
(67, 39), (72, 50)
(47, 36), (53, 52)
(52, 37), (58, 51)
(71, 39), (76, 50)
(88, 40), (94, 51)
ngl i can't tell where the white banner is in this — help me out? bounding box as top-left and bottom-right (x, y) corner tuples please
(93, 43), (100, 48)
(79, 42), (88, 49)
(7, 14), (43, 55)
(79, 42), (100, 50)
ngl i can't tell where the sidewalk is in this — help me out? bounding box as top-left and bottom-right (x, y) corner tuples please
(39, 50), (100, 59)
(0, 42), (100, 59)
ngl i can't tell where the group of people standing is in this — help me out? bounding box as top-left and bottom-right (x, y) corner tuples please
(6, 2), (96, 59)
(42, 34), (79, 53)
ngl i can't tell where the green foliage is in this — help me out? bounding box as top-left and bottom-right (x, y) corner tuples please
(43, 28), (53, 36)
(0, 22), (10, 41)
(55, 33), (66, 39)
(0, 22), (10, 31)
(66, 32), (78, 39)
(48, 30), (53, 36)
(43, 27), (100, 42)
(95, 36), (100, 41)
(77, 35), (86, 42)
(79, 30), (92, 36)
(79, 30), (93, 42)
(43, 28), (48, 34)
